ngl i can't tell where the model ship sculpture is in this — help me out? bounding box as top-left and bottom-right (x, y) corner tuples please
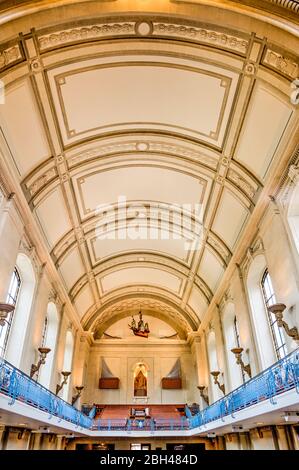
(129, 311), (150, 338)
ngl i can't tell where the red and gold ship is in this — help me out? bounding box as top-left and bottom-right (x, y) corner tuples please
(129, 311), (150, 338)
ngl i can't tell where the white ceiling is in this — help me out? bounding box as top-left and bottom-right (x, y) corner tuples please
(0, 14), (298, 337)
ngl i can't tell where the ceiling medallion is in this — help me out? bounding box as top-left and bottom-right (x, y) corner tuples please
(136, 142), (149, 151)
(135, 21), (153, 37)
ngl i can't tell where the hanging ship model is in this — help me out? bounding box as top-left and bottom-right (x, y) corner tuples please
(129, 311), (150, 338)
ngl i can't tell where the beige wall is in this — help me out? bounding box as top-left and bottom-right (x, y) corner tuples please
(83, 341), (197, 405)
(4, 429), (30, 450)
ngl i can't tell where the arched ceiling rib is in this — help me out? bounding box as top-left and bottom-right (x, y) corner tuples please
(83, 293), (199, 335)
(0, 8), (298, 336)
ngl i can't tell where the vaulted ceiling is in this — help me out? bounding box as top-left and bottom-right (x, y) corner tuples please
(0, 1), (298, 337)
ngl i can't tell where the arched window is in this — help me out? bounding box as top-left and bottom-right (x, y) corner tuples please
(61, 330), (74, 402)
(247, 254), (278, 369)
(233, 316), (246, 383)
(287, 181), (299, 255)
(5, 253), (36, 368)
(222, 303), (244, 390)
(41, 315), (48, 348)
(261, 269), (287, 360)
(38, 302), (59, 390)
(207, 330), (222, 402)
(0, 268), (21, 357)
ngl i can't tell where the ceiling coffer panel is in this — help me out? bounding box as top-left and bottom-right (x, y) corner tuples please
(34, 187), (72, 249)
(47, 54), (240, 148)
(234, 82), (293, 180)
(58, 246), (86, 292)
(197, 248), (225, 292)
(0, 79), (50, 177)
(98, 267), (183, 296)
(88, 227), (192, 265)
(74, 284), (95, 320)
(187, 286), (209, 321)
(72, 165), (207, 221)
(211, 189), (249, 250)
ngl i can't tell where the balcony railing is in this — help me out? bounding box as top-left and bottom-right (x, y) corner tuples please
(190, 346), (299, 429)
(0, 358), (92, 429)
(0, 348), (298, 433)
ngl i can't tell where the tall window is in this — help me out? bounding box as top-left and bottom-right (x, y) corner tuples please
(261, 270), (287, 360)
(39, 302), (59, 390)
(0, 268), (21, 356)
(233, 316), (245, 383)
(41, 316), (48, 348)
(233, 315), (241, 348)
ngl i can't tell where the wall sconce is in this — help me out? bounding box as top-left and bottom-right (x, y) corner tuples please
(0, 303), (14, 326)
(197, 385), (209, 405)
(56, 371), (71, 395)
(231, 347), (252, 379)
(210, 371), (225, 395)
(72, 386), (84, 405)
(268, 303), (299, 342)
(30, 347), (51, 378)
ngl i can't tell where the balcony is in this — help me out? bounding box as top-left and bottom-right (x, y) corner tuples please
(0, 359), (92, 430)
(0, 348), (298, 436)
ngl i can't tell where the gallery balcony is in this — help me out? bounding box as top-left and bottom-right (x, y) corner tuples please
(0, 347), (298, 437)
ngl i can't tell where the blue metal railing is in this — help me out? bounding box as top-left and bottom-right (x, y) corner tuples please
(0, 348), (299, 432)
(0, 358), (92, 429)
(93, 348), (299, 431)
(93, 416), (190, 432)
(190, 347), (299, 429)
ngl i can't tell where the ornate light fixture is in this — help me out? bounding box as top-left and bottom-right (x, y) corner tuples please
(30, 347), (51, 378)
(197, 385), (209, 405)
(72, 385), (84, 405)
(56, 371), (71, 395)
(268, 303), (299, 342)
(210, 371), (225, 395)
(0, 303), (14, 326)
(231, 347), (252, 379)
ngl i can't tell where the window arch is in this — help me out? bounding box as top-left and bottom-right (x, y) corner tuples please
(4, 254), (36, 368)
(38, 302), (59, 390)
(261, 269), (287, 360)
(0, 268), (21, 357)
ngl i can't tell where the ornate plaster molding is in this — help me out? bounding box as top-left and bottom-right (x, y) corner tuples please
(263, 47), (299, 79)
(0, 43), (22, 71)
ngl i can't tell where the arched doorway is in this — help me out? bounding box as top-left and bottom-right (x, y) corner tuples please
(133, 363), (147, 397)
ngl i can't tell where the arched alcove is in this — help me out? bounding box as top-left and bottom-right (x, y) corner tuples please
(5, 253), (36, 368)
(133, 363), (148, 397)
(39, 302), (59, 390)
